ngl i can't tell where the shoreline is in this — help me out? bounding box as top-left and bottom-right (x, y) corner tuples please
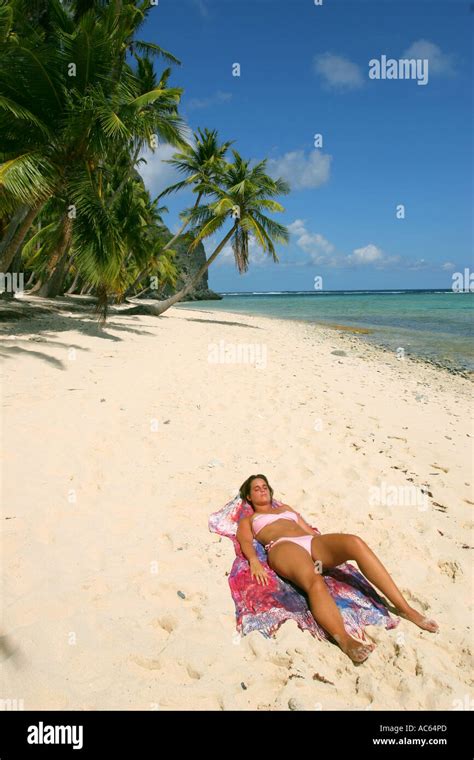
(175, 301), (474, 380)
(1, 304), (472, 710)
(1, 293), (472, 378)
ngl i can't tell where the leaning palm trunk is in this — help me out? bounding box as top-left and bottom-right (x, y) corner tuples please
(66, 269), (82, 294)
(25, 271), (36, 288)
(35, 215), (74, 298)
(59, 251), (77, 292)
(0, 201), (47, 274)
(124, 261), (152, 298)
(0, 204), (28, 256)
(161, 192), (202, 253)
(141, 222), (236, 316)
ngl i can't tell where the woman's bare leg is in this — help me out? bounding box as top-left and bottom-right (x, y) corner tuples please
(312, 534), (439, 633)
(267, 543), (376, 663)
(306, 576), (376, 662)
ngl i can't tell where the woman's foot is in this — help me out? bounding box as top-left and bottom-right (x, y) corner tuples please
(397, 606), (439, 632)
(334, 633), (376, 663)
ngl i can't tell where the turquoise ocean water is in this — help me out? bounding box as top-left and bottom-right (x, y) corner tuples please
(176, 290), (474, 372)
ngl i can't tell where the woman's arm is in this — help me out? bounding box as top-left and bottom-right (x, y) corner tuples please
(235, 517), (270, 585)
(236, 517), (260, 563)
(281, 504), (318, 534)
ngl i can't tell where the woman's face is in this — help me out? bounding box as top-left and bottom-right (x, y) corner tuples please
(249, 478), (271, 508)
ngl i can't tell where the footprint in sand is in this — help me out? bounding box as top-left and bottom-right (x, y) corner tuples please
(151, 615), (177, 634)
(267, 652), (294, 669)
(129, 655), (162, 670)
(187, 591), (208, 605)
(162, 533), (176, 549)
(438, 560), (462, 581)
(130, 617), (178, 670)
(186, 664), (202, 680)
(402, 590), (428, 611)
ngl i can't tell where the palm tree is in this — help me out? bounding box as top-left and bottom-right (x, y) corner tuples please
(0, 0), (84, 273)
(157, 127), (233, 249)
(125, 127), (231, 297)
(145, 150), (290, 316)
(36, 62), (186, 298)
(67, 167), (178, 308)
(0, 0), (188, 298)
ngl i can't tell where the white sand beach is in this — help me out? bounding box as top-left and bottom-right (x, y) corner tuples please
(1, 306), (472, 711)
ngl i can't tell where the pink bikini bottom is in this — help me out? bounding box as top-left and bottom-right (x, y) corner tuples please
(264, 534), (315, 559)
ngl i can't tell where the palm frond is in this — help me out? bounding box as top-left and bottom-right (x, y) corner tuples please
(0, 152), (58, 203)
(134, 41), (181, 66)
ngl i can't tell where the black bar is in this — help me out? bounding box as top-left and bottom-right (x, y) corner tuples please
(0, 710), (471, 757)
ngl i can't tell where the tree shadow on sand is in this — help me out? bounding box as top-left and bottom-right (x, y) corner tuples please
(0, 295), (160, 369)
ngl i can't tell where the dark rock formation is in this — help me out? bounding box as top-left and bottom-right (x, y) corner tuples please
(154, 230), (222, 302)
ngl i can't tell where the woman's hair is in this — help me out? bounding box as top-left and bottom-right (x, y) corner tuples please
(239, 474), (274, 508)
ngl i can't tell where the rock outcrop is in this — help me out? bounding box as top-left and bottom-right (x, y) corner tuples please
(154, 230), (222, 302)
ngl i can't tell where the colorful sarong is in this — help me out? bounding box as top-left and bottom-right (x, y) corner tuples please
(209, 495), (400, 642)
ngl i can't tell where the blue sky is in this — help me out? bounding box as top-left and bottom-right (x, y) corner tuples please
(138, 0), (473, 292)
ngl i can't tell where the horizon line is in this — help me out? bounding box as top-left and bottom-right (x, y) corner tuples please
(216, 288), (459, 294)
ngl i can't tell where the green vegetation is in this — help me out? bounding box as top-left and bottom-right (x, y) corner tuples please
(0, 0), (290, 321)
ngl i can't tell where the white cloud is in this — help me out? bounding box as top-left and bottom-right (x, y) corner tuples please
(288, 220), (335, 262)
(313, 42), (454, 94)
(402, 40), (456, 76)
(289, 220), (339, 265)
(313, 53), (364, 90)
(208, 219), (450, 275)
(217, 244), (233, 265)
(347, 244), (384, 265)
(267, 150), (332, 190)
(186, 90), (232, 111)
(137, 127), (193, 197)
(287, 219), (306, 236)
(441, 261), (456, 271)
(289, 221), (401, 269)
(138, 143), (180, 197)
(346, 245), (402, 269)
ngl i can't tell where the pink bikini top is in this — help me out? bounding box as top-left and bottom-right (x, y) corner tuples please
(251, 510), (299, 537)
